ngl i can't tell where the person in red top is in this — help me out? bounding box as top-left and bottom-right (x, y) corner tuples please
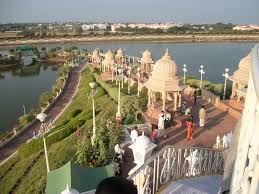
(150, 128), (158, 143)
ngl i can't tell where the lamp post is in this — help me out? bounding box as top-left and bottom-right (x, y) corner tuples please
(182, 64), (187, 83)
(127, 66), (131, 94)
(121, 65), (124, 89)
(199, 65), (205, 89)
(88, 82), (97, 145)
(36, 112), (50, 173)
(116, 68), (123, 121)
(115, 66), (118, 85)
(137, 67), (141, 96)
(222, 68), (229, 100)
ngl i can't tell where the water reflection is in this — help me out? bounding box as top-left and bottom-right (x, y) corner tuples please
(0, 63), (58, 78)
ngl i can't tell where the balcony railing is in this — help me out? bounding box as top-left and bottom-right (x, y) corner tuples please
(128, 145), (226, 194)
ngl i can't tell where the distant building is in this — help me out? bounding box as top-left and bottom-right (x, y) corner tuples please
(233, 24), (259, 31)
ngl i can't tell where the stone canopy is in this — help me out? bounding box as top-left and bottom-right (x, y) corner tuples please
(140, 49), (153, 64)
(146, 49), (184, 92)
(91, 48), (100, 60)
(229, 54), (251, 85)
(115, 48), (124, 59)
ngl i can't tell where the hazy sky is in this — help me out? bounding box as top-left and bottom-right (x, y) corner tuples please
(0, 0), (259, 24)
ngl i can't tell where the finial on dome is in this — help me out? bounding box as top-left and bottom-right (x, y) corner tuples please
(162, 49), (171, 60)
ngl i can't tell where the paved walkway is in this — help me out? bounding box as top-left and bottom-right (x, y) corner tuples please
(161, 175), (222, 194)
(0, 64), (85, 162)
(122, 96), (238, 177)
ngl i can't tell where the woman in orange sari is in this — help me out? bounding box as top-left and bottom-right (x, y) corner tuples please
(187, 120), (194, 140)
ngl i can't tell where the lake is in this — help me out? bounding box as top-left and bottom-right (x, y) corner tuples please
(0, 64), (58, 132)
(0, 41), (256, 132)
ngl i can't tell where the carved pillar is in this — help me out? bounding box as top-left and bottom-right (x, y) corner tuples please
(178, 92), (182, 108)
(148, 89), (151, 106)
(174, 92), (178, 111)
(162, 92), (166, 111)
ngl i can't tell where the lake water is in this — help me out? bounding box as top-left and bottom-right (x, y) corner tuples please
(0, 64), (58, 132)
(0, 41), (256, 132)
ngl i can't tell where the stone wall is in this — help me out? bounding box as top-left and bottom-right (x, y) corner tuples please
(229, 44), (259, 194)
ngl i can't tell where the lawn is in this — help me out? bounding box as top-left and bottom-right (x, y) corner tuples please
(0, 67), (118, 194)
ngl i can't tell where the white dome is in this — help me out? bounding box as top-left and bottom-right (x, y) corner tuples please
(146, 49), (183, 92)
(141, 49), (153, 64)
(116, 48), (124, 57)
(135, 134), (150, 149)
(153, 49), (178, 77)
(229, 54), (251, 85)
(104, 49), (114, 61)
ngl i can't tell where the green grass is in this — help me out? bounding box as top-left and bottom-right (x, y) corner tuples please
(0, 67), (118, 194)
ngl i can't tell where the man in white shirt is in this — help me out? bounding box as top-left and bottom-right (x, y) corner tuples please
(130, 126), (138, 143)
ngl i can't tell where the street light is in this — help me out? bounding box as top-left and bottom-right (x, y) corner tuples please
(127, 66), (131, 95)
(36, 112), (50, 173)
(88, 82), (97, 145)
(137, 67), (141, 96)
(199, 65), (205, 88)
(182, 64), (187, 83)
(222, 68), (229, 100)
(116, 68), (123, 121)
(121, 65), (124, 89)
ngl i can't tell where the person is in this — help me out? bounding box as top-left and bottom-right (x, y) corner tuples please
(165, 112), (171, 128)
(150, 128), (158, 143)
(114, 144), (125, 160)
(158, 111), (167, 138)
(187, 120), (194, 140)
(185, 106), (192, 116)
(181, 102), (187, 114)
(130, 126), (138, 143)
(96, 176), (137, 194)
(193, 91), (197, 105)
(199, 105), (206, 127)
(186, 113), (193, 127)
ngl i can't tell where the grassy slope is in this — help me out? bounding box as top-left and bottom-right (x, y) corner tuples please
(0, 67), (117, 194)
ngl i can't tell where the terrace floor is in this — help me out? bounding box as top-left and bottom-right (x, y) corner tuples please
(121, 96), (238, 177)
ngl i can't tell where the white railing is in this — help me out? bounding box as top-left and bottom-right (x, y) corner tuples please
(128, 145), (226, 194)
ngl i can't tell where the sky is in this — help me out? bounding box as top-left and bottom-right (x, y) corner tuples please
(0, 0), (259, 24)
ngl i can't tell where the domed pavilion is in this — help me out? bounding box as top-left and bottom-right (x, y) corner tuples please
(91, 49), (102, 68)
(229, 53), (251, 102)
(102, 49), (114, 72)
(115, 48), (125, 65)
(140, 49), (154, 75)
(145, 50), (185, 118)
(101, 50), (115, 81)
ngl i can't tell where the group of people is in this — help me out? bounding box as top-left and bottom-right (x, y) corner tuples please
(149, 110), (171, 143)
(184, 104), (206, 140)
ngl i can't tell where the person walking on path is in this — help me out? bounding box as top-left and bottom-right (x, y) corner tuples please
(199, 105), (206, 127)
(187, 120), (194, 140)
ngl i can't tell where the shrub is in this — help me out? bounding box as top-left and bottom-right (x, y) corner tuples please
(186, 79), (200, 88)
(75, 120), (121, 167)
(71, 109), (83, 117)
(18, 113), (35, 126)
(39, 91), (53, 108)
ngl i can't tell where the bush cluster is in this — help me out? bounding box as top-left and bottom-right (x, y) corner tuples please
(186, 77), (232, 99)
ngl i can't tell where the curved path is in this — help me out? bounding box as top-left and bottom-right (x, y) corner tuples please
(0, 64), (85, 162)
